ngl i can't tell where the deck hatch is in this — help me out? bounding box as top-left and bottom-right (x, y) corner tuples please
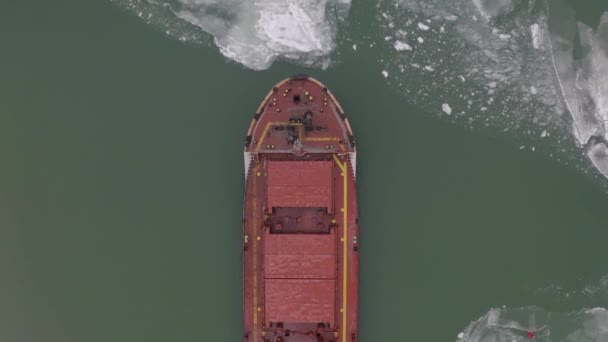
(267, 161), (333, 212)
(264, 228), (337, 324)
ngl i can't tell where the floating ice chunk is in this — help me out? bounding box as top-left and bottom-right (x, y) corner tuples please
(442, 103), (452, 115)
(552, 13), (608, 149)
(384, 36), (392, 41)
(382, 70), (389, 78)
(530, 23), (543, 49)
(445, 15), (458, 21)
(166, 0), (350, 71)
(588, 143), (608, 178)
(457, 332), (464, 339)
(459, 307), (608, 342)
(459, 75), (466, 82)
(489, 82), (497, 88)
(418, 22), (430, 31)
(395, 29), (407, 38)
(499, 34), (511, 39)
(352, 44), (357, 51)
(424, 65), (435, 71)
(541, 130), (548, 138)
(417, 37), (424, 43)
(530, 86), (538, 94)
(394, 40), (412, 51)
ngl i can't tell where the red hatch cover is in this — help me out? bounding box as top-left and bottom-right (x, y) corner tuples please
(267, 161), (333, 212)
(264, 229), (337, 323)
(264, 228), (336, 279)
(265, 279), (335, 324)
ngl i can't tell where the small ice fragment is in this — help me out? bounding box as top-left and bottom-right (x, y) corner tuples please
(481, 107), (488, 111)
(530, 86), (537, 94)
(531, 146), (535, 151)
(445, 15), (458, 21)
(442, 103), (452, 115)
(459, 75), (465, 82)
(541, 130), (547, 138)
(440, 26), (445, 33)
(418, 22), (430, 30)
(382, 70), (389, 78)
(530, 23), (543, 49)
(417, 37), (424, 43)
(499, 34), (511, 39)
(384, 36), (392, 41)
(352, 44), (357, 51)
(394, 40), (412, 51)
(472, 15), (477, 21)
(489, 82), (497, 88)
(424, 65), (435, 71)
(457, 332), (464, 339)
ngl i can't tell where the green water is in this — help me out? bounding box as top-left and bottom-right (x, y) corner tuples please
(1, 1), (607, 341)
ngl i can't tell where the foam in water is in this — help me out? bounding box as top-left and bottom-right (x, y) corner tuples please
(458, 307), (608, 342)
(534, 273), (608, 302)
(115, 0), (350, 70)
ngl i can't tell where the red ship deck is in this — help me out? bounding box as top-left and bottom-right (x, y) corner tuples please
(243, 76), (359, 342)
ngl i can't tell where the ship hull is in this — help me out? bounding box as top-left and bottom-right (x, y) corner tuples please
(243, 76), (358, 342)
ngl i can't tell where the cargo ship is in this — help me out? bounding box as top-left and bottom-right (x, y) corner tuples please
(243, 75), (359, 342)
